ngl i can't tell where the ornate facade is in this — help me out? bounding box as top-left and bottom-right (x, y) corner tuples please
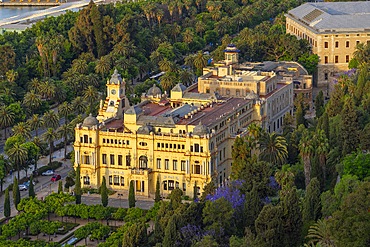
(74, 45), (299, 197)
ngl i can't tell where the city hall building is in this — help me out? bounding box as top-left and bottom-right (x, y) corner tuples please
(73, 45), (306, 197)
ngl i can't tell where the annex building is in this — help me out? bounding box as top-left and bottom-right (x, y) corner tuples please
(73, 45), (305, 197)
(286, 1), (370, 92)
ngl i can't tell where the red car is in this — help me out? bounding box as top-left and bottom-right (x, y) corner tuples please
(51, 174), (61, 182)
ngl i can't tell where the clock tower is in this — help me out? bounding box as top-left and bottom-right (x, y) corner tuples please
(97, 69), (130, 122)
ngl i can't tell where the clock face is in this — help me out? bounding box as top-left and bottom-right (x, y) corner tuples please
(111, 89), (116, 95)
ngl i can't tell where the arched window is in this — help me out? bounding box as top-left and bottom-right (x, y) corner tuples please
(83, 176), (90, 185)
(139, 156), (148, 169)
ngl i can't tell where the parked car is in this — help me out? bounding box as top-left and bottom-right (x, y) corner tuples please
(18, 184), (28, 191)
(42, 170), (54, 176)
(62, 237), (78, 247)
(51, 174), (61, 182)
(23, 180), (36, 187)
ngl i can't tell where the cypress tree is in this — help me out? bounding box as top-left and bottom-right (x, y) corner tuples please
(12, 177), (20, 210)
(58, 180), (63, 194)
(244, 184), (262, 231)
(296, 104), (306, 127)
(280, 187), (303, 246)
(28, 176), (35, 198)
(193, 181), (198, 201)
(314, 90), (324, 118)
(101, 176), (108, 207)
(340, 98), (359, 156)
(302, 178), (321, 234)
(163, 214), (179, 247)
(4, 188), (10, 218)
(155, 178), (161, 203)
(128, 180), (135, 208)
(75, 164), (82, 204)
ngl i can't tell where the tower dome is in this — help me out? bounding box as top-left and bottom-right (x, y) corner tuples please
(82, 113), (99, 127)
(109, 69), (124, 85)
(147, 84), (162, 96)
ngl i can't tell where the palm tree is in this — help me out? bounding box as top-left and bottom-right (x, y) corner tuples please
(299, 129), (314, 187)
(158, 58), (175, 72)
(112, 41), (136, 57)
(12, 122), (31, 140)
(27, 78), (42, 93)
(70, 115), (84, 127)
(314, 130), (329, 183)
(72, 96), (87, 115)
(307, 219), (335, 247)
(160, 72), (177, 93)
(259, 132), (288, 167)
(6, 69), (18, 83)
(182, 29), (194, 44)
(195, 21), (206, 37)
(57, 124), (73, 160)
(72, 59), (88, 74)
(39, 80), (56, 100)
(43, 110), (60, 129)
(7, 143), (27, 180)
(43, 128), (58, 165)
(193, 52), (208, 72)
(83, 86), (99, 114)
(27, 114), (44, 137)
(58, 102), (73, 124)
(95, 55), (112, 77)
(23, 91), (42, 115)
(179, 70), (194, 86)
(0, 106), (15, 139)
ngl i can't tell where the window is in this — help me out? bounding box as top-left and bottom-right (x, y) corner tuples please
(181, 160), (186, 171)
(82, 155), (90, 164)
(183, 183), (186, 191)
(324, 42), (328, 48)
(335, 56), (338, 63)
(165, 159), (169, 170)
(108, 176), (112, 185)
(346, 41), (349, 47)
(83, 176), (90, 185)
(324, 73), (328, 80)
(163, 181), (167, 190)
(83, 135), (88, 143)
(139, 156), (148, 169)
(356, 40), (360, 45)
(346, 55), (350, 63)
(89, 138), (92, 143)
(324, 56), (328, 64)
(126, 155), (131, 166)
(120, 176), (124, 186)
(114, 175), (119, 185)
(110, 154), (115, 165)
(173, 160), (178, 170)
(168, 180), (174, 190)
(194, 144), (200, 152)
(335, 41), (339, 48)
(157, 159), (161, 169)
(102, 154), (107, 164)
(194, 162), (201, 174)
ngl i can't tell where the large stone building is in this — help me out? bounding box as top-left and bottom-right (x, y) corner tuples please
(286, 1), (370, 92)
(73, 45), (302, 197)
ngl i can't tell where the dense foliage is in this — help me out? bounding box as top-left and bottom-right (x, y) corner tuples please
(0, 0), (369, 246)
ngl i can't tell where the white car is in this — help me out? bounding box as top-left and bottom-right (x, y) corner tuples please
(42, 170), (54, 176)
(18, 184), (28, 191)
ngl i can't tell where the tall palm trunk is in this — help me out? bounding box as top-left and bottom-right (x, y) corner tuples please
(49, 140), (53, 165)
(303, 155), (311, 188)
